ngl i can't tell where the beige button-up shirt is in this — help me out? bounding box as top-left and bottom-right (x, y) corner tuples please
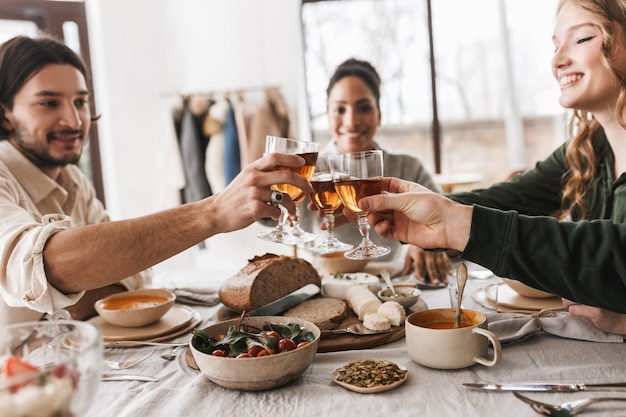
(0, 141), (150, 326)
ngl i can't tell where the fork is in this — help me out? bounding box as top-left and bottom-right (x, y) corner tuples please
(514, 392), (626, 416)
(103, 349), (155, 370)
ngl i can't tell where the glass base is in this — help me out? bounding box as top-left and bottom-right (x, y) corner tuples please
(344, 243), (391, 260)
(257, 228), (317, 245)
(309, 238), (353, 255)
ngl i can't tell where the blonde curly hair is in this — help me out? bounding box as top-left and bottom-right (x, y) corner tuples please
(558, 0), (626, 219)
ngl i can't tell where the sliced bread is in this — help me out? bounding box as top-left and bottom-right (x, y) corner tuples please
(283, 297), (348, 330)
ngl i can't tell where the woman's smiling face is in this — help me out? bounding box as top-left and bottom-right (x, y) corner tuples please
(551, 1), (625, 114)
(327, 75), (381, 154)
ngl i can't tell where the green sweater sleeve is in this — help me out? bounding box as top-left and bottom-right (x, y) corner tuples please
(463, 205), (626, 313)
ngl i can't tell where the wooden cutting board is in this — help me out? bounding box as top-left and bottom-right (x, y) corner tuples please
(214, 297), (428, 353)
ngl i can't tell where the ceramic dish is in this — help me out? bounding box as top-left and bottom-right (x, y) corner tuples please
(331, 359), (408, 393)
(190, 316), (320, 391)
(94, 288), (176, 327)
(377, 287), (421, 310)
(89, 304), (196, 341)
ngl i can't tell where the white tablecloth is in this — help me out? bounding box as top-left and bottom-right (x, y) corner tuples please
(88, 266), (626, 417)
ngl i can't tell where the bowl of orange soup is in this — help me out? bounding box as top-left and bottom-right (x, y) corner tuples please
(94, 288), (176, 327)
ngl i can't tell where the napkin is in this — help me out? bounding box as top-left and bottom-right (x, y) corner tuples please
(172, 288), (220, 306)
(486, 311), (624, 344)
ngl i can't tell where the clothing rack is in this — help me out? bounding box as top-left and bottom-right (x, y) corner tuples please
(160, 85), (281, 98)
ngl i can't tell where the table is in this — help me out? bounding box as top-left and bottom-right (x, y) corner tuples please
(88, 265), (626, 417)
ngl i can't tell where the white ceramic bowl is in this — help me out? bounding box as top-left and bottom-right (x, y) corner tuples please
(94, 288), (176, 327)
(0, 320), (102, 417)
(314, 251), (370, 274)
(501, 278), (555, 299)
(190, 316), (320, 391)
(377, 286), (421, 309)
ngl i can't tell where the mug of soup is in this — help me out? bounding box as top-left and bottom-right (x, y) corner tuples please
(405, 308), (501, 369)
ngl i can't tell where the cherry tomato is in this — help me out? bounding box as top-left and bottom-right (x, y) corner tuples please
(236, 353), (252, 358)
(211, 350), (226, 357)
(265, 330), (281, 341)
(296, 341), (311, 349)
(277, 339), (297, 352)
(246, 345), (262, 357)
(256, 348), (273, 357)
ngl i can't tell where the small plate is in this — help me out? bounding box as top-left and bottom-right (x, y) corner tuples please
(89, 304), (196, 341)
(331, 359), (408, 393)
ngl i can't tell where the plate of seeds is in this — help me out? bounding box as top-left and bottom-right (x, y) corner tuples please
(331, 358), (408, 393)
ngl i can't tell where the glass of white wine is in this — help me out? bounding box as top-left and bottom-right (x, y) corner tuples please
(328, 150), (390, 260)
(257, 135), (319, 245)
(309, 156), (353, 254)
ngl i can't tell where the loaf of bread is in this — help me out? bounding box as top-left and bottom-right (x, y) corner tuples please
(283, 297), (348, 330)
(218, 253), (321, 312)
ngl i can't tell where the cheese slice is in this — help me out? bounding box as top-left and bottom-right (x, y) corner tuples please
(378, 301), (406, 326)
(363, 312), (391, 331)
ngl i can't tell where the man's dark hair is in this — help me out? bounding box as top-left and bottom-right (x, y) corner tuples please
(0, 35), (94, 140)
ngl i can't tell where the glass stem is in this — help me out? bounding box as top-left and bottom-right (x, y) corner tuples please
(276, 204), (290, 232)
(325, 211), (336, 238)
(356, 214), (373, 247)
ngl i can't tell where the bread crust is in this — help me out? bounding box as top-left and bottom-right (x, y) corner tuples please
(218, 254), (321, 312)
(283, 297), (348, 330)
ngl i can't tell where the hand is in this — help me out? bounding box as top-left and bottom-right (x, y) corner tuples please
(403, 245), (451, 285)
(358, 177), (473, 252)
(210, 153), (313, 233)
(563, 299), (626, 335)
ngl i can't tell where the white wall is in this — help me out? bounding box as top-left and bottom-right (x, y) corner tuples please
(85, 0), (311, 274)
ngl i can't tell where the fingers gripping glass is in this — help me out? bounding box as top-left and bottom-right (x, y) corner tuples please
(328, 150), (390, 260)
(308, 157), (353, 254)
(257, 136), (319, 245)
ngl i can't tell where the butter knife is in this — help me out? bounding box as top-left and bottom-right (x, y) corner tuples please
(102, 373), (159, 382)
(463, 382), (626, 392)
(248, 284), (320, 316)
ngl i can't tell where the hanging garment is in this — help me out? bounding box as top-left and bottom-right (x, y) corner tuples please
(232, 92), (250, 167)
(223, 102), (241, 185)
(248, 87), (291, 163)
(177, 98), (212, 204)
(204, 98), (230, 193)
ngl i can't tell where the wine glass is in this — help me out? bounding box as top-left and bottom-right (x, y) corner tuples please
(0, 320), (102, 417)
(328, 150), (391, 260)
(257, 135), (319, 245)
(309, 157), (353, 254)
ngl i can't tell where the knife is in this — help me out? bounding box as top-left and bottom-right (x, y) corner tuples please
(463, 382), (626, 392)
(248, 283), (320, 316)
(102, 374), (159, 382)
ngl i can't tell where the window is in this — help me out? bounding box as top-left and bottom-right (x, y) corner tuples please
(302, 0), (565, 189)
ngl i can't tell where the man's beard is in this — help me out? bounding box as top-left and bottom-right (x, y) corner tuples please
(14, 128), (84, 167)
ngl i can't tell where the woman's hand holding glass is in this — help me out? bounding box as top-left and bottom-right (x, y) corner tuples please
(328, 150), (390, 260)
(257, 136), (319, 245)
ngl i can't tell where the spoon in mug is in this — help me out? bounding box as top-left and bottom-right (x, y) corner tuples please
(454, 263), (468, 328)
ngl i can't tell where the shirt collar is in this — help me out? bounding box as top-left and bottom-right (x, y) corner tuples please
(0, 141), (73, 205)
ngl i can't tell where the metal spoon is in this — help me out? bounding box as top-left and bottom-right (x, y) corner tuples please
(160, 345), (185, 361)
(453, 262), (468, 328)
(380, 269), (397, 296)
